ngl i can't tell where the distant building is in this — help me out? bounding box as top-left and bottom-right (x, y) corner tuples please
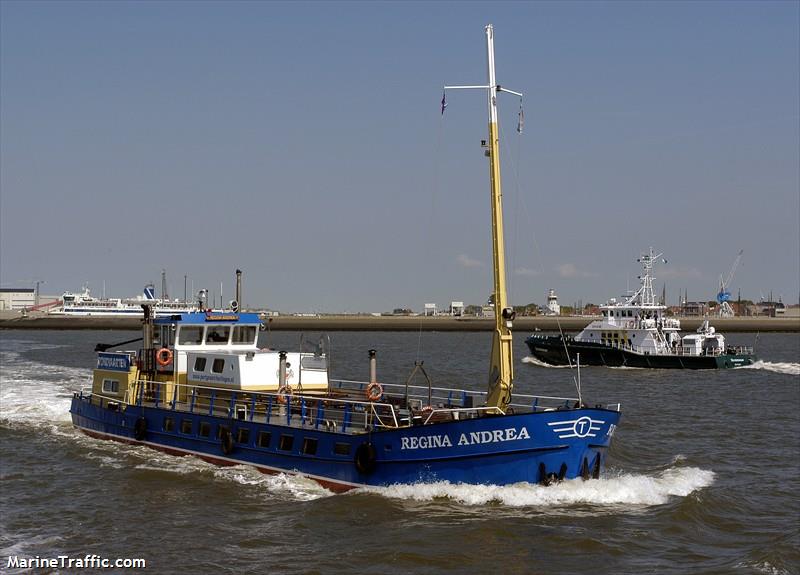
(544, 289), (560, 316)
(450, 301), (464, 317)
(424, 303), (437, 316)
(0, 288), (35, 310)
(681, 301), (708, 316)
(757, 300), (786, 317)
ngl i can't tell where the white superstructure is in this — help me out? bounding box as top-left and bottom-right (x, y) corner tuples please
(574, 248), (727, 356)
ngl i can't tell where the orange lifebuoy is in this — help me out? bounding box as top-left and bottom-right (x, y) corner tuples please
(421, 405), (433, 415)
(365, 382), (383, 402)
(277, 385), (292, 404)
(156, 347), (173, 366)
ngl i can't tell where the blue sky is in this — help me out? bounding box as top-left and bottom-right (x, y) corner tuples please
(1, 1), (798, 312)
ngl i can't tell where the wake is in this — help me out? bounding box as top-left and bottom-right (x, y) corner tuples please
(740, 360), (800, 376)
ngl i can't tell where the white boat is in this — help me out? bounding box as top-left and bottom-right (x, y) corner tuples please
(51, 284), (199, 317)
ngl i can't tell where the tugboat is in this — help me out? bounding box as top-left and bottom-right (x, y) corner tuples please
(526, 248), (755, 369)
(70, 25), (621, 491)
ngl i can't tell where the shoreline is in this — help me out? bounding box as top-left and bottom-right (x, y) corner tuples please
(0, 312), (797, 332)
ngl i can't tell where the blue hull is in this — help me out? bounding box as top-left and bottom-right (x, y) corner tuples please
(71, 393), (620, 491)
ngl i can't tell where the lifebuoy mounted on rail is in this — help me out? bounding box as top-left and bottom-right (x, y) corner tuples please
(134, 417), (147, 441)
(365, 382), (383, 402)
(277, 385), (293, 404)
(156, 347), (173, 366)
(354, 442), (377, 475)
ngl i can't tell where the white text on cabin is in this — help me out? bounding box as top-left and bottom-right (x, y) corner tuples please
(400, 427), (530, 450)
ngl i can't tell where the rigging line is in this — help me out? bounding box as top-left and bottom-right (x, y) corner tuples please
(497, 101), (525, 307)
(416, 104), (448, 363)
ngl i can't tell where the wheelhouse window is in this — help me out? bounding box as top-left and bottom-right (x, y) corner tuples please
(194, 357), (207, 372)
(232, 325), (257, 345)
(205, 326), (231, 344)
(102, 379), (119, 394)
(179, 326), (203, 345)
(212, 358), (225, 373)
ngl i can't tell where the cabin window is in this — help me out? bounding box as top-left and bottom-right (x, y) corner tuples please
(163, 417), (175, 432)
(302, 437), (318, 455)
(102, 379), (119, 394)
(232, 325), (256, 345)
(301, 356), (327, 370)
(179, 326), (203, 345)
(212, 358), (225, 373)
(279, 434), (294, 451)
(217, 425), (230, 440)
(205, 326), (231, 344)
(181, 419), (193, 434)
(194, 357), (207, 372)
(257, 431), (272, 448)
(235, 404), (248, 420)
(236, 428), (251, 444)
(334, 442), (351, 456)
(199, 421), (211, 437)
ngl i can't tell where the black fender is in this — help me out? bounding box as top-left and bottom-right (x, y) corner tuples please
(220, 427), (234, 455)
(134, 417), (147, 441)
(354, 442), (377, 475)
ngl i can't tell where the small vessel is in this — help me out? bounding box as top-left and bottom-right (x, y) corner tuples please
(70, 25), (621, 490)
(52, 284), (199, 317)
(526, 248), (756, 369)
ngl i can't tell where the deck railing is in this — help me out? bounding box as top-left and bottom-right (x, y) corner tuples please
(78, 376), (620, 435)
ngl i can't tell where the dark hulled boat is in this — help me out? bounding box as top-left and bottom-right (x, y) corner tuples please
(526, 249), (755, 369)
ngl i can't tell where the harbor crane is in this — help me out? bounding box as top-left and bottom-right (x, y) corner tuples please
(716, 250), (743, 317)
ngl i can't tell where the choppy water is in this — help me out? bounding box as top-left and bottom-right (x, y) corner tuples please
(1, 330), (798, 574)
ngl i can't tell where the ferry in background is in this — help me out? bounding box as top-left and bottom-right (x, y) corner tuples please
(52, 284), (199, 317)
(69, 25), (621, 491)
(526, 248), (756, 369)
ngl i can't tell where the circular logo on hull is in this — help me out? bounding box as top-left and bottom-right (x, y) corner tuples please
(572, 416), (593, 438)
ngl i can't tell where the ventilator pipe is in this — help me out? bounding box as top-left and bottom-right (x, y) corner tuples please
(235, 269), (242, 312)
(279, 351), (287, 387)
(369, 349), (377, 384)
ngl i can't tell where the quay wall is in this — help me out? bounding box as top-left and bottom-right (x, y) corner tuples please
(0, 311), (797, 332)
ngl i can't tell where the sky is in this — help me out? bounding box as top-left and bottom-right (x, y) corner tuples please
(1, 1), (798, 313)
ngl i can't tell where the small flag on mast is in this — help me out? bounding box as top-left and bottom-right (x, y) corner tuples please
(517, 102), (524, 134)
(441, 91), (447, 115)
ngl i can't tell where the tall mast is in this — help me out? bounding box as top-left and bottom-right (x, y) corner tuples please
(444, 25), (522, 410)
(484, 25), (514, 409)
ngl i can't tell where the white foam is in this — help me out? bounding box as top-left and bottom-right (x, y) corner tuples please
(740, 360), (800, 376)
(0, 346), (89, 431)
(360, 466), (715, 509)
(521, 356), (570, 368)
(736, 561), (793, 575)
